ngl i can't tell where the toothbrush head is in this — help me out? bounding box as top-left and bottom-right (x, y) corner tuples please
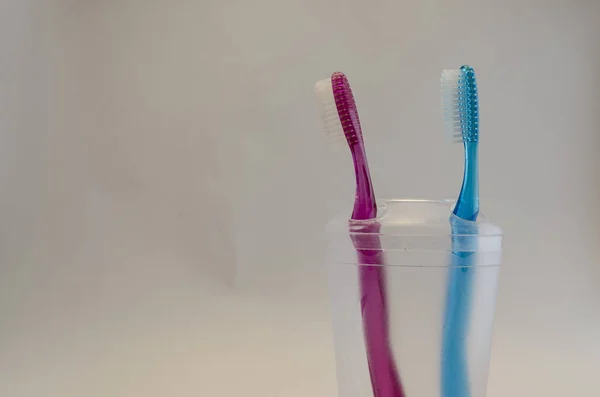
(441, 65), (479, 144)
(315, 72), (364, 149)
(315, 72), (377, 220)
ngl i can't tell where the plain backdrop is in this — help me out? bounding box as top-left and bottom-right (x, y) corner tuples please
(0, 0), (599, 396)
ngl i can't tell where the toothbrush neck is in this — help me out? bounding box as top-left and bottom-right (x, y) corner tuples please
(453, 141), (479, 221)
(350, 141), (377, 220)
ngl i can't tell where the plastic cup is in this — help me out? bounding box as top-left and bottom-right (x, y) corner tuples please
(327, 199), (503, 397)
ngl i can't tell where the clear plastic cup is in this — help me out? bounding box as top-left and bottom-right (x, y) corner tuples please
(327, 199), (503, 397)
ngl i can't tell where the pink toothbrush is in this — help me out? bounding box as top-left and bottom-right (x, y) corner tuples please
(316, 72), (405, 397)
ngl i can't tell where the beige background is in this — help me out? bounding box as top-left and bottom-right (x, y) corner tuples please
(0, 0), (599, 396)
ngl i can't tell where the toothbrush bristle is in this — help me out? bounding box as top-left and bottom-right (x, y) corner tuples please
(315, 72), (363, 150)
(441, 65), (479, 144)
(315, 78), (346, 150)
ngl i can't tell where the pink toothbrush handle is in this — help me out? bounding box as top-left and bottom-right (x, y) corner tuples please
(353, 229), (405, 397)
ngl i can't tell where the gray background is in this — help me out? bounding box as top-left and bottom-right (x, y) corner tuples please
(1, 0), (599, 396)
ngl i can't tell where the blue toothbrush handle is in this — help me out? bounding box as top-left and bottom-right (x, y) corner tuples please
(441, 248), (475, 397)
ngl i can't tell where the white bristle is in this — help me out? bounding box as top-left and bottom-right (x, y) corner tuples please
(315, 78), (345, 150)
(441, 69), (464, 144)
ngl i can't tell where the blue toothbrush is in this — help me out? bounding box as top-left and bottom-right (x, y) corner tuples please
(440, 65), (480, 397)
